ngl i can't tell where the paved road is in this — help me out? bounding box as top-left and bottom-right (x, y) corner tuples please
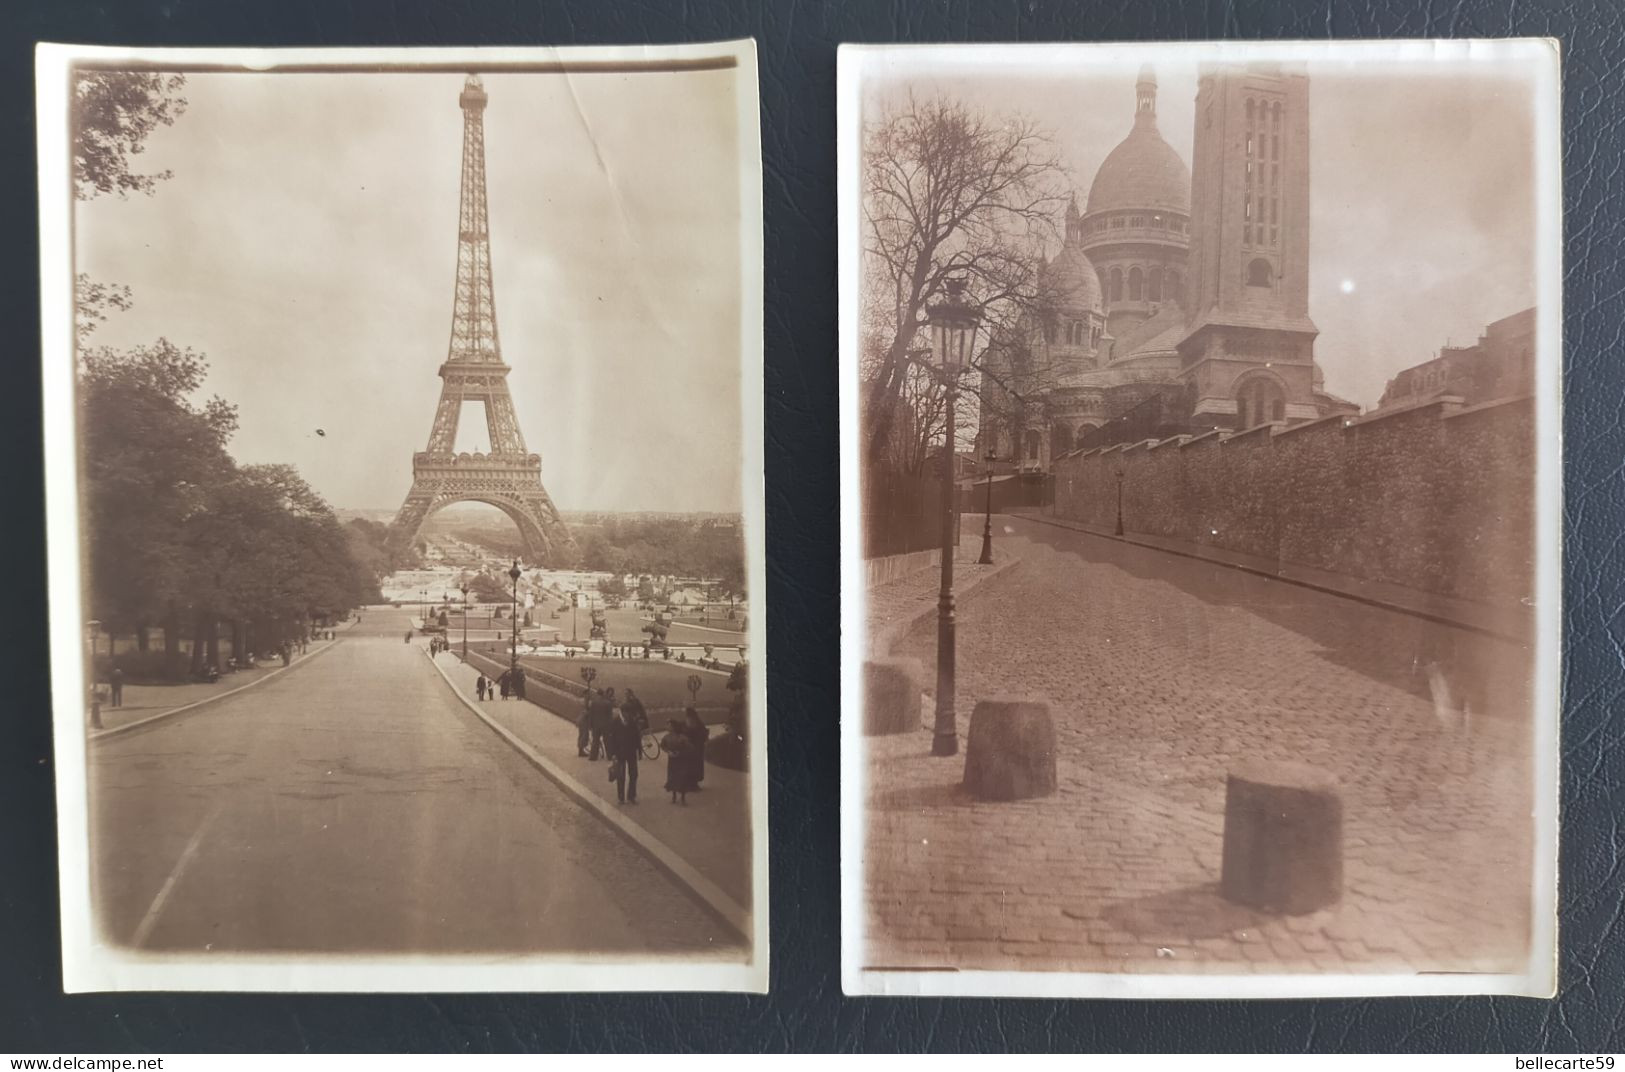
(91, 605), (739, 956)
(868, 516), (1536, 974)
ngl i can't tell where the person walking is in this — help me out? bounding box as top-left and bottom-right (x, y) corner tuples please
(623, 688), (649, 736)
(511, 665), (527, 702)
(577, 688), (593, 756)
(608, 705), (641, 805)
(498, 668), (511, 700)
(476, 673), (488, 701)
(587, 686), (613, 760)
(109, 666), (124, 709)
(683, 705), (710, 790)
(661, 718), (694, 805)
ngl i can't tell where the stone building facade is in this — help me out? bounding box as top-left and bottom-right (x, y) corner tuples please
(977, 64), (1358, 476)
(1376, 307), (1537, 412)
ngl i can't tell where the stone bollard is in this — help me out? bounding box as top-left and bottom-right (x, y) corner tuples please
(1220, 760), (1343, 915)
(863, 658), (922, 736)
(962, 699), (1057, 801)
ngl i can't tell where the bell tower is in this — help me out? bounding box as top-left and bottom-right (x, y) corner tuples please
(1178, 64), (1319, 428)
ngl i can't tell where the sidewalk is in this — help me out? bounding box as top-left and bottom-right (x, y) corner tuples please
(431, 648), (752, 914)
(92, 637), (342, 734)
(1011, 508), (1532, 642)
(866, 520), (1028, 658)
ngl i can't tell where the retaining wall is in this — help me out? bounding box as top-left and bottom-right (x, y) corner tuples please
(1051, 395), (1536, 606)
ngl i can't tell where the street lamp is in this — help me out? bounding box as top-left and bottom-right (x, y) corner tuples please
(925, 276), (983, 758)
(1115, 467), (1125, 537)
(85, 619), (102, 730)
(459, 581), (470, 660)
(978, 447), (997, 565)
(508, 559), (522, 666)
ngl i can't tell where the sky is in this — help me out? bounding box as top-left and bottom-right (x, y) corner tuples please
(866, 56), (1540, 410)
(76, 67), (746, 515)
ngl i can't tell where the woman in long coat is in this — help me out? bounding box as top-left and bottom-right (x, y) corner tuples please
(683, 706), (710, 790)
(661, 719), (694, 804)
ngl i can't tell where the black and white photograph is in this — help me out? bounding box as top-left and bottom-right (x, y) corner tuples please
(840, 40), (1560, 998)
(40, 41), (766, 993)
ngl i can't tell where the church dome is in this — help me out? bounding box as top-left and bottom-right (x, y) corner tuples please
(1044, 240), (1104, 313)
(1085, 68), (1191, 218)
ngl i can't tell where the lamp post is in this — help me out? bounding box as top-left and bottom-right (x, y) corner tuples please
(1115, 468), (1125, 536)
(977, 447), (997, 565)
(86, 619), (102, 730)
(925, 277), (983, 757)
(460, 581), (470, 660)
(508, 559), (522, 666)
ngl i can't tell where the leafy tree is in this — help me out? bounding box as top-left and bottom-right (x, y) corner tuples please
(73, 70), (188, 200)
(597, 574), (628, 600)
(78, 338), (237, 652)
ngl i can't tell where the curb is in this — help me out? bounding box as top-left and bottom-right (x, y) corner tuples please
(422, 647), (751, 942)
(90, 639), (344, 742)
(872, 555), (1024, 658)
(1014, 512), (1530, 644)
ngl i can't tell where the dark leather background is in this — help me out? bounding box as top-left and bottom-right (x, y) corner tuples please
(2, 0), (1619, 1053)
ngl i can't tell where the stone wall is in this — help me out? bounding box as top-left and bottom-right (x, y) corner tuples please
(1051, 395), (1536, 606)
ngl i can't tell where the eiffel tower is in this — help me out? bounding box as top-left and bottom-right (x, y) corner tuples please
(390, 74), (575, 563)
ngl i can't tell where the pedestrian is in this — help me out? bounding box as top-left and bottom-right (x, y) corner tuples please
(109, 666), (124, 708)
(608, 705), (641, 805)
(512, 665), (527, 701)
(662, 719), (694, 805)
(498, 668), (511, 700)
(684, 705), (710, 790)
(476, 673), (488, 701)
(404, 629), (412, 643)
(577, 688), (593, 756)
(623, 688), (649, 736)
(588, 686), (614, 760)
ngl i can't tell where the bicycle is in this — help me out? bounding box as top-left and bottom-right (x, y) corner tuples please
(639, 730), (663, 760)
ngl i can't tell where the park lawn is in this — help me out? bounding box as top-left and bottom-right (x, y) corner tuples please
(516, 654), (735, 719)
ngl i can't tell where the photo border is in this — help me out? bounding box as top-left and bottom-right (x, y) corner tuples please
(837, 37), (1561, 1000)
(39, 38), (768, 994)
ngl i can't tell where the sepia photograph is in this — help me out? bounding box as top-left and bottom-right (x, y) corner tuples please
(40, 41), (766, 992)
(839, 40), (1560, 998)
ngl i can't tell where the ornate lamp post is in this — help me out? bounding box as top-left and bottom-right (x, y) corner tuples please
(925, 277), (983, 758)
(459, 581), (470, 660)
(508, 559), (522, 666)
(1115, 467), (1125, 536)
(977, 447), (997, 565)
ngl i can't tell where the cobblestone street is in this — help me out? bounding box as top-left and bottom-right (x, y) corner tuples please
(864, 516), (1537, 975)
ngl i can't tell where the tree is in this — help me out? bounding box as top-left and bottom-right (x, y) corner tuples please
(598, 574), (628, 600)
(72, 70), (188, 200)
(78, 338), (238, 655)
(861, 92), (1067, 468)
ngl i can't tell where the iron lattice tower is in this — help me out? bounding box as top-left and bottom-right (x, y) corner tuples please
(390, 74), (575, 562)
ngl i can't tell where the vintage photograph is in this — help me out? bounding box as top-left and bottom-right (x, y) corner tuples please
(840, 41), (1559, 997)
(40, 42), (766, 992)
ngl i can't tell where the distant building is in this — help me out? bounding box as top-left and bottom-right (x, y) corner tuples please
(1377, 308), (1536, 411)
(977, 64), (1359, 474)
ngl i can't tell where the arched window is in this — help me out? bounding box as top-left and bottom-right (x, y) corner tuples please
(1109, 268), (1123, 303)
(1024, 429), (1041, 462)
(1236, 378), (1286, 428)
(1128, 267), (1144, 301)
(1246, 258), (1273, 287)
(1167, 270), (1182, 304)
(1147, 267), (1163, 302)
(1246, 98), (1255, 123)
(1051, 422), (1074, 459)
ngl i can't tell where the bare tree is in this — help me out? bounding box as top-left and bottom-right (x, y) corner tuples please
(861, 91), (1068, 468)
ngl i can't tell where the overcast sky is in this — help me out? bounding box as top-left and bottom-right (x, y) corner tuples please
(76, 67), (745, 514)
(869, 57), (1539, 410)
